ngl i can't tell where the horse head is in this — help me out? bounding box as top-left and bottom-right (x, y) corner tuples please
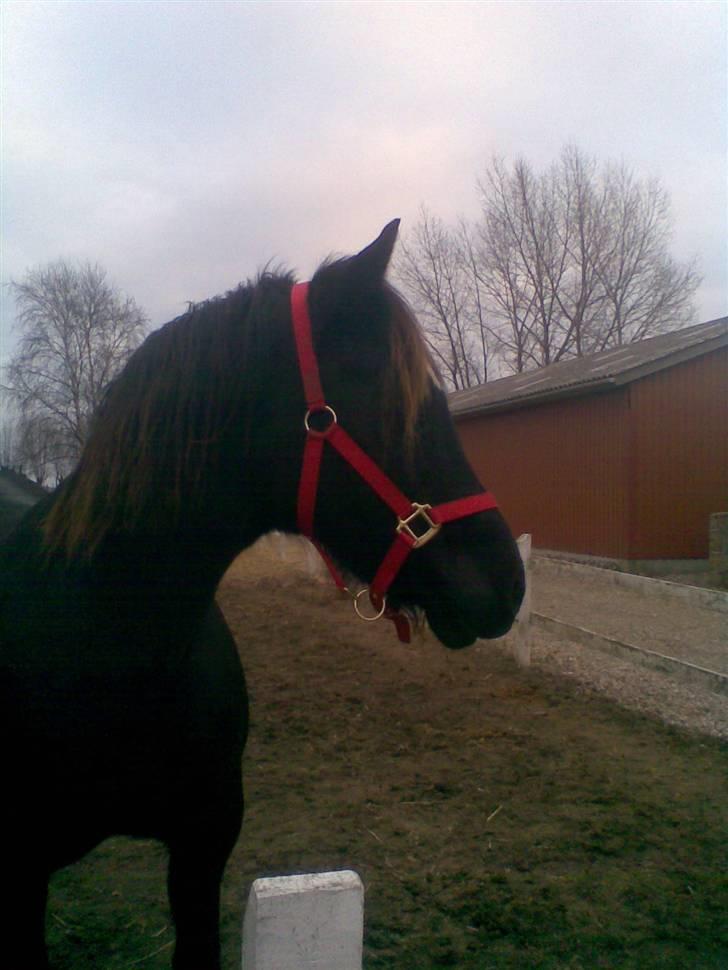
(259, 221), (525, 649)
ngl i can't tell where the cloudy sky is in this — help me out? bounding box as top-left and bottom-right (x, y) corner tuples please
(2, 0), (726, 370)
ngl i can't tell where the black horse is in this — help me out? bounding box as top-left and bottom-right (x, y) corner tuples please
(0, 221), (524, 969)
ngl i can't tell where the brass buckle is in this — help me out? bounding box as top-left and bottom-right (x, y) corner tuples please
(396, 502), (441, 549)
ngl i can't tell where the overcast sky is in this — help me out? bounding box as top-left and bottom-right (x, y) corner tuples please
(2, 0), (726, 371)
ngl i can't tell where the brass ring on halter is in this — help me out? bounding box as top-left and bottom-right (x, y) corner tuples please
(353, 588), (387, 622)
(304, 404), (338, 434)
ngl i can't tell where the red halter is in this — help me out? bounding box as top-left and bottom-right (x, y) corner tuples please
(291, 281), (498, 642)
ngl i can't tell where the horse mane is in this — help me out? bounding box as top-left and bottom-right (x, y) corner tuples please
(42, 273), (291, 558)
(42, 270), (435, 559)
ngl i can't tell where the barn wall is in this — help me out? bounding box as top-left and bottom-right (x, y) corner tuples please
(455, 389), (631, 559)
(455, 345), (728, 562)
(627, 347), (728, 559)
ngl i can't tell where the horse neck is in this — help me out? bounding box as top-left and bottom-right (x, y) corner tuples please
(88, 524), (258, 623)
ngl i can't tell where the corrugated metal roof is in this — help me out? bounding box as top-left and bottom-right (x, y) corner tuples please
(449, 317), (728, 417)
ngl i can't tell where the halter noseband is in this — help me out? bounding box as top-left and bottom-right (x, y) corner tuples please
(291, 281), (498, 642)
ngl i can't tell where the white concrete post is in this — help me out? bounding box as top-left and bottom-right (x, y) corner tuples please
(242, 870), (364, 970)
(512, 533), (532, 667)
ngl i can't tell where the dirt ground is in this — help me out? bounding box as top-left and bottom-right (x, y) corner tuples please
(46, 541), (728, 969)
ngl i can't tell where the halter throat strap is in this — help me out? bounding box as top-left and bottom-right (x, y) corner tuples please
(291, 281), (498, 640)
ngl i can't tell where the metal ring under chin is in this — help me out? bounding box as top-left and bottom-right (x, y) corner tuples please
(353, 588), (387, 622)
(304, 404), (337, 434)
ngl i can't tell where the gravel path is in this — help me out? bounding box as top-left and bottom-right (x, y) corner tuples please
(519, 558), (728, 741)
(531, 558), (727, 673)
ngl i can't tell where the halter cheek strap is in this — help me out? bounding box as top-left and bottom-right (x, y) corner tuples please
(291, 281), (498, 642)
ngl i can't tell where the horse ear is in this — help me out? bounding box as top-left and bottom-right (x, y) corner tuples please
(347, 219), (400, 282)
(309, 220), (401, 337)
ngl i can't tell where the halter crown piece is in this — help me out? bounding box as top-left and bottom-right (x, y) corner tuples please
(291, 282), (499, 642)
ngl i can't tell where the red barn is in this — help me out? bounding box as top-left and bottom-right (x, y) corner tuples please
(450, 317), (728, 569)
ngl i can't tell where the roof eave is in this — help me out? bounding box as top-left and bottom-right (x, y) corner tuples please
(450, 329), (728, 419)
(451, 377), (618, 418)
(608, 331), (728, 388)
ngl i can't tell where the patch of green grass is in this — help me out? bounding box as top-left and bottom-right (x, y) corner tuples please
(363, 855), (728, 969)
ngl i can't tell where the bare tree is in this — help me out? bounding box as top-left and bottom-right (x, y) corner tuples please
(0, 404), (21, 471)
(550, 146), (610, 357)
(5, 261), (147, 480)
(474, 156), (569, 372)
(394, 208), (492, 389)
(592, 162), (700, 347)
(397, 146), (701, 382)
(474, 147), (701, 371)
